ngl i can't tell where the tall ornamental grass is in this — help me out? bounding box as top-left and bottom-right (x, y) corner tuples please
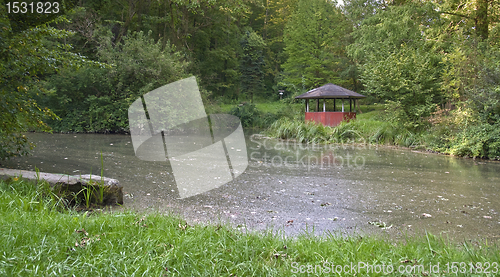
(267, 118), (423, 148)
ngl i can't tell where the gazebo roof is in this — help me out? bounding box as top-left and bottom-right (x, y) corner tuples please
(295, 83), (366, 99)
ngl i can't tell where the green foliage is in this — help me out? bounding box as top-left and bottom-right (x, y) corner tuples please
(0, 3), (96, 159)
(430, 0), (500, 41)
(348, 3), (441, 63)
(349, 3), (444, 130)
(281, 0), (352, 90)
(361, 45), (442, 129)
(342, 0), (382, 24)
(180, 1), (249, 99)
(41, 30), (189, 132)
(257, 0), (299, 99)
(5, 0), (78, 33)
(267, 106), (500, 159)
(462, 46), (500, 124)
(448, 122), (500, 159)
(430, 36), (500, 159)
(98, 30), (189, 100)
(229, 103), (279, 129)
(0, 177), (69, 213)
(267, 117), (423, 147)
(3, 0), (500, 161)
(267, 118), (329, 143)
(240, 30), (266, 102)
(228, 101), (303, 129)
(229, 103), (261, 128)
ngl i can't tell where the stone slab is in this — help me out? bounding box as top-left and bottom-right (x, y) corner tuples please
(0, 168), (123, 205)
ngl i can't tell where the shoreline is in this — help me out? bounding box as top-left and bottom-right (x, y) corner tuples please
(2, 132), (500, 242)
(258, 134), (500, 163)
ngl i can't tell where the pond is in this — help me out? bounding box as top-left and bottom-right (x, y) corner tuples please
(2, 132), (500, 240)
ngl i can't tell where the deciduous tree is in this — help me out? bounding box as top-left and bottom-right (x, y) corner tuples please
(281, 0), (351, 91)
(0, 0), (90, 160)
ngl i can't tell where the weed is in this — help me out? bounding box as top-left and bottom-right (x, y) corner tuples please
(75, 170), (97, 209)
(0, 178), (499, 276)
(98, 150), (105, 204)
(76, 184), (94, 209)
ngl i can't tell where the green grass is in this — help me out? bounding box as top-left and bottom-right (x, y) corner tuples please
(1, 178), (499, 276)
(219, 102), (303, 115)
(266, 116), (424, 148)
(262, 101), (500, 160)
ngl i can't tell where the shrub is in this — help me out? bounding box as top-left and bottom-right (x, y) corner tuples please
(449, 122), (500, 159)
(229, 103), (283, 129)
(229, 103), (261, 128)
(41, 30), (189, 133)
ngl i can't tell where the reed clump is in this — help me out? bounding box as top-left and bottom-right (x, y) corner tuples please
(267, 118), (423, 148)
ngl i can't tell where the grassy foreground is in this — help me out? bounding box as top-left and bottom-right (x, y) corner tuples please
(1, 179), (499, 276)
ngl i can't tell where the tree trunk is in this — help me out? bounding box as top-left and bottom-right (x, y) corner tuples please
(476, 0), (489, 40)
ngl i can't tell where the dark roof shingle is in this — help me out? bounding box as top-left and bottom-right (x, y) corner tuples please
(295, 83), (366, 99)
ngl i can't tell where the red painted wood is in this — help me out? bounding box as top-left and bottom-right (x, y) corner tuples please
(305, 112), (356, 127)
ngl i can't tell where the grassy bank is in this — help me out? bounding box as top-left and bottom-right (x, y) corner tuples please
(1, 179), (499, 276)
(267, 117), (422, 147)
(265, 104), (500, 160)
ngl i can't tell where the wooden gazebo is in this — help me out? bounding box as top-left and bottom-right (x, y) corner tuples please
(295, 83), (366, 127)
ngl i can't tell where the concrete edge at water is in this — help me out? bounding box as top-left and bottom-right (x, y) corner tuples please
(0, 168), (123, 205)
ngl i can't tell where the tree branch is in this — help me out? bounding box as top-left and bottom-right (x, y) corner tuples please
(440, 11), (471, 19)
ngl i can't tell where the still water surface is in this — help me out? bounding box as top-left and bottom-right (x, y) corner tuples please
(2, 132), (500, 240)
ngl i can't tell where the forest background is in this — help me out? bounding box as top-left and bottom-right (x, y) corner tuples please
(1, 0), (500, 160)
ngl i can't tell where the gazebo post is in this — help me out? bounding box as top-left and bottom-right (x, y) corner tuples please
(342, 99), (344, 112)
(323, 99), (326, 112)
(316, 99), (319, 112)
(333, 99), (336, 112)
(306, 99), (309, 112)
(349, 98), (352, 112)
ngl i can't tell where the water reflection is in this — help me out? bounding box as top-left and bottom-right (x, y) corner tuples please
(2, 132), (500, 240)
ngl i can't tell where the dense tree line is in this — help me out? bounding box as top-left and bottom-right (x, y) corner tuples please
(1, 0), (500, 159)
